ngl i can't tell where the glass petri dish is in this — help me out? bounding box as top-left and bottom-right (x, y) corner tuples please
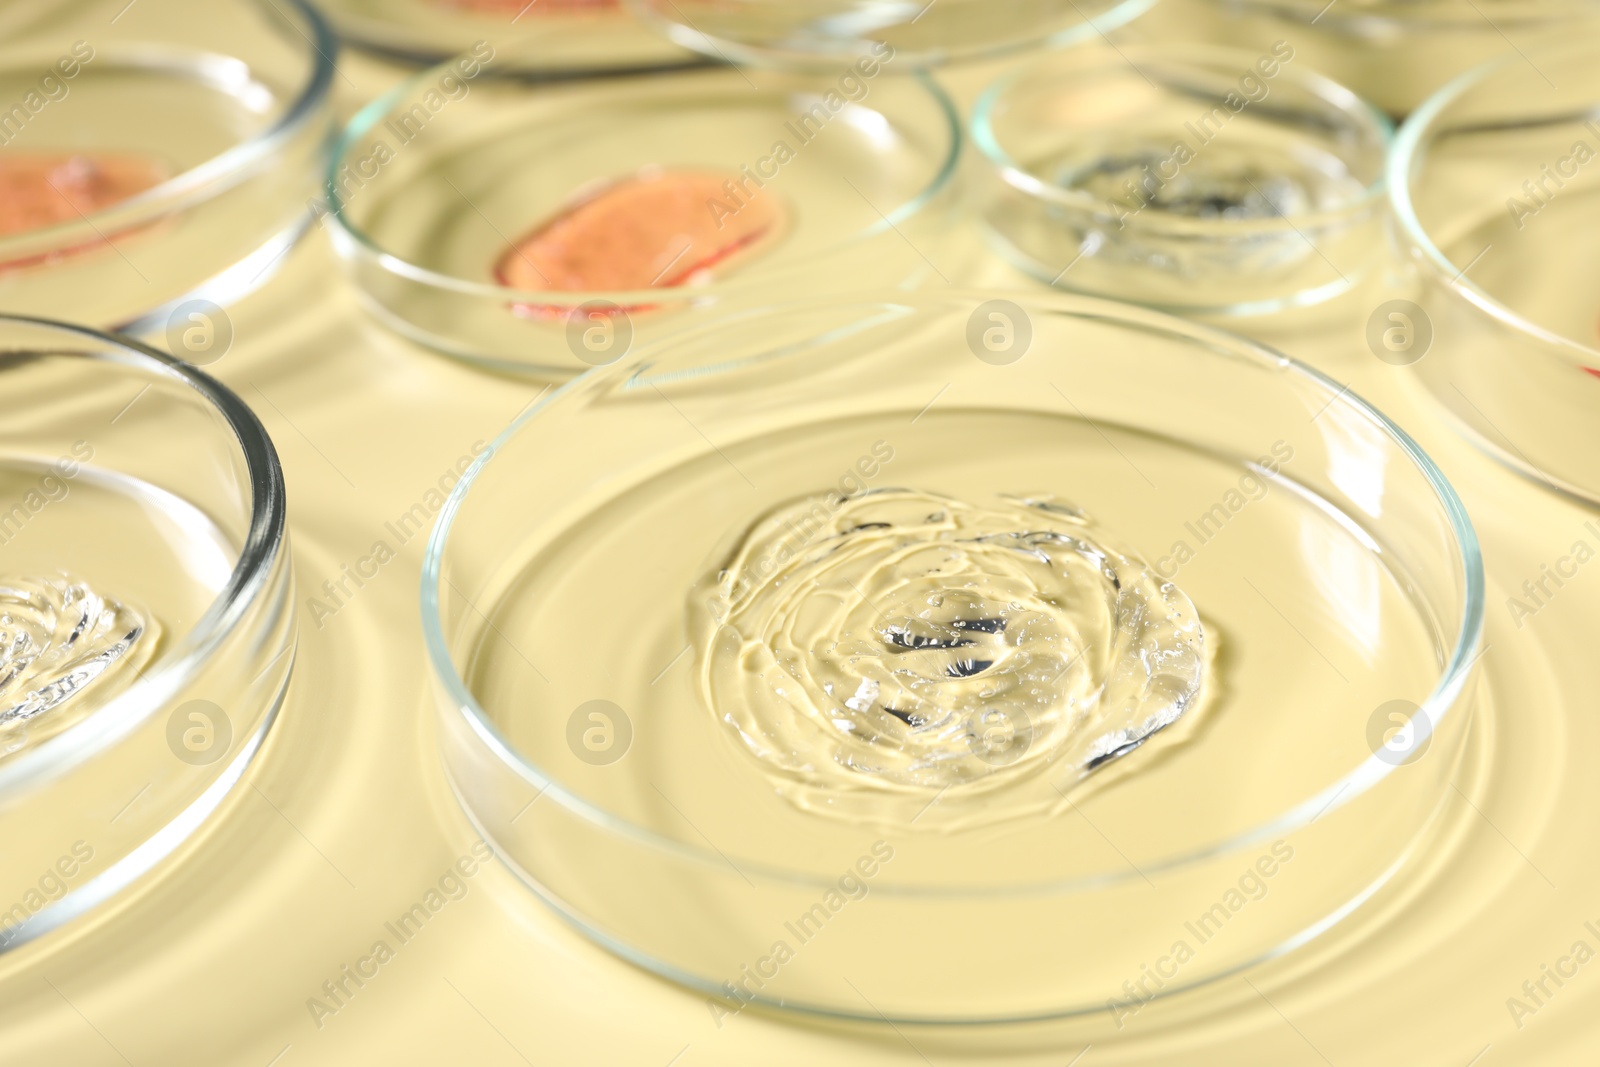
(1390, 41), (1600, 505)
(624, 0), (1157, 71)
(311, 0), (701, 72)
(971, 44), (1391, 318)
(0, 315), (294, 953)
(423, 291), (1483, 1023)
(1128, 0), (1600, 117)
(0, 0), (336, 332)
(324, 50), (962, 374)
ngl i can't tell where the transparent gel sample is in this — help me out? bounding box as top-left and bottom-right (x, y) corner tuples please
(1042, 137), (1366, 276)
(690, 488), (1210, 830)
(0, 574), (155, 750)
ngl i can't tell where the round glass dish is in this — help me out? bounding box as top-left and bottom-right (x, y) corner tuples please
(972, 44), (1391, 317)
(0, 0), (336, 332)
(625, 0), (1157, 70)
(423, 291), (1483, 1023)
(324, 52), (961, 374)
(313, 0), (699, 72)
(1129, 0), (1600, 117)
(0, 315), (294, 953)
(1390, 42), (1600, 505)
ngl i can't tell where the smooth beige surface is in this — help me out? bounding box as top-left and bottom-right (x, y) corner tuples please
(0, 37), (1597, 1067)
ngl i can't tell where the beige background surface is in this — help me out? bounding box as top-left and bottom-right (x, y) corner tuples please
(0, 30), (1597, 1067)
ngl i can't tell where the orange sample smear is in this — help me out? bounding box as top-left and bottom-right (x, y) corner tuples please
(0, 153), (165, 238)
(495, 169), (784, 312)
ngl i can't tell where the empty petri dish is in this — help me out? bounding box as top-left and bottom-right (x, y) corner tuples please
(311, 0), (700, 72)
(1390, 41), (1600, 504)
(0, 315), (294, 953)
(323, 49), (961, 374)
(0, 0), (336, 332)
(1130, 0), (1600, 118)
(972, 44), (1391, 318)
(423, 291), (1483, 1022)
(625, 0), (1157, 70)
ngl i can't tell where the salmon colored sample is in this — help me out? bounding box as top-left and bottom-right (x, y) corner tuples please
(0, 154), (166, 238)
(0, 153), (168, 271)
(494, 169), (785, 315)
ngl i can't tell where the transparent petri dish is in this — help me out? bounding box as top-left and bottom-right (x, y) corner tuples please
(1389, 42), (1600, 505)
(324, 50), (962, 375)
(0, 315), (294, 953)
(424, 291), (1483, 1023)
(624, 0), (1157, 71)
(0, 0), (336, 332)
(1128, 0), (1600, 118)
(311, 0), (701, 72)
(971, 44), (1391, 318)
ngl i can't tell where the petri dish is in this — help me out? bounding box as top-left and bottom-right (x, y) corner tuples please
(624, 0), (1157, 71)
(0, 315), (294, 953)
(1127, 0), (1600, 117)
(0, 0), (336, 332)
(323, 49), (961, 375)
(423, 291), (1484, 1022)
(971, 44), (1391, 318)
(1390, 41), (1600, 505)
(311, 0), (701, 73)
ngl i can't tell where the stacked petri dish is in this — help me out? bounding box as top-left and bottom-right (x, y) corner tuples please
(424, 292), (1483, 1021)
(0, 316), (295, 952)
(0, 0), (336, 332)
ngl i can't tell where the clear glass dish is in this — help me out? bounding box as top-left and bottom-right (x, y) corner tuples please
(1390, 41), (1600, 505)
(625, 0), (1156, 70)
(312, 0), (700, 72)
(0, 315), (294, 953)
(423, 291), (1483, 1023)
(972, 44), (1391, 318)
(0, 0), (336, 332)
(324, 50), (961, 374)
(1128, 0), (1600, 117)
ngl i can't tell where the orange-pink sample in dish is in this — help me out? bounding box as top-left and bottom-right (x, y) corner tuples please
(0, 153), (168, 272)
(495, 168), (785, 309)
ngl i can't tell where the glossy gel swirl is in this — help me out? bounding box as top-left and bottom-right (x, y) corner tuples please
(0, 575), (153, 751)
(691, 489), (1210, 830)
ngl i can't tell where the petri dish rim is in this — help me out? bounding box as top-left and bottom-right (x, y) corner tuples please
(0, 0), (338, 265)
(0, 314), (288, 801)
(1387, 43), (1600, 370)
(323, 61), (964, 308)
(970, 42), (1395, 240)
(420, 290), (1486, 896)
(623, 0), (1161, 71)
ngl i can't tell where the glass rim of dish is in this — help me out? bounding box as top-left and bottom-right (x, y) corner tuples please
(0, 0), (337, 264)
(624, 0), (1161, 70)
(0, 313), (288, 800)
(971, 41), (1394, 238)
(1193, 0), (1599, 25)
(322, 58), (963, 307)
(1388, 43), (1600, 368)
(420, 289), (1486, 895)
